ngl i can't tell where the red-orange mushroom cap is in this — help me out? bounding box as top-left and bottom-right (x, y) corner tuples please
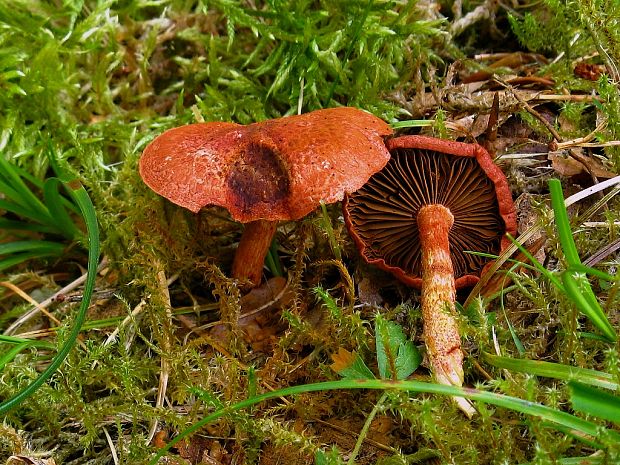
(139, 107), (393, 288)
(139, 107), (393, 223)
(343, 136), (517, 289)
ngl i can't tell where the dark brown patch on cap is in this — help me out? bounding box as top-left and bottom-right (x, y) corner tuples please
(227, 139), (291, 216)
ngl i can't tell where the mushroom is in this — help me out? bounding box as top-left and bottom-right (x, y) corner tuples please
(139, 107), (392, 289)
(343, 135), (516, 415)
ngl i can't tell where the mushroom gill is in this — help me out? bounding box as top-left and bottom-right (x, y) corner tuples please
(345, 148), (505, 282)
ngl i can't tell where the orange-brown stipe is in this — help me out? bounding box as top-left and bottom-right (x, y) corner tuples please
(417, 204), (461, 387)
(417, 204), (473, 415)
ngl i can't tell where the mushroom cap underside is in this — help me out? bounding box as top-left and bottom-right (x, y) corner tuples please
(343, 135), (517, 289)
(139, 107), (392, 223)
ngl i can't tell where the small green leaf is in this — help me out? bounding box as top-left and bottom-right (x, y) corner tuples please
(395, 340), (421, 380)
(375, 314), (420, 380)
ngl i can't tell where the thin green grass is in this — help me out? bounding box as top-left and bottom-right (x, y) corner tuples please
(151, 373), (620, 463)
(482, 353), (619, 390)
(0, 152), (85, 271)
(549, 179), (616, 342)
(0, 178), (99, 415)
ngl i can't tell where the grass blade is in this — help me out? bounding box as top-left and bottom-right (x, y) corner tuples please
(0, 198), (55, 226)
(390, 120), (433, 129)
(482, 353), (618, 390)
(0, 335), (55, 349)
(549, 179), (581, 264)
(149, 378), (618, 464)
(506, 233), (565, 291)
(569, 381), (620, 424)
(0, 218), (59, 234)
(0, 342), (32, 370)
(549, 179), (617, 342)
(0, 179), (100, 415)
(0, 251), (63, 272)
(43, 177), (82, 240)
(0, 157), (50, 220)
(0, 336), (54, 370)
(0, 240), (65, 255)
(0, 241), (66, 271)
(569, 263), (617, 283)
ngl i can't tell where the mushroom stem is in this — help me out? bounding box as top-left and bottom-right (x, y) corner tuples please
(231, 220), (278, 289)
(417, 204), (476, 417)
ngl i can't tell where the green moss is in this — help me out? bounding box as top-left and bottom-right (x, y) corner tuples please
(2, 0), (620, 464)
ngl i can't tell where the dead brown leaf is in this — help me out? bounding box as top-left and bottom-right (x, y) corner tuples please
(209, 276), (293, 351)
(574, 62), (606, 81)
(330, 347), (357, 373)
(177, 437), (228, 465)
(549, 151), (618, 179)
(461, 52), (548, 83)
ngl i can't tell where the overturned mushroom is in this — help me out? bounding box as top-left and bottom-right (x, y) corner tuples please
(343, 136), (516, 415)
(139, 107), (392, 289)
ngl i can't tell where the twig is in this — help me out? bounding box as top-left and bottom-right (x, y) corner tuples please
(536, 94), (598, 102)
(550, 120), (608, 150)
(470, 357), (494, 381)
(449, 0), (497, 36)
(3, 257), (108, 336)
(551, 32), (581, 65)
(493, 78), (598, 179)
(0, 281), (61, 327)
(558, 141), (620, 149)
(583, 237), (620, 267)
(452, 0), (463, 20)
(581, 221), (620, 227)
(103, 426), (120, 465)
